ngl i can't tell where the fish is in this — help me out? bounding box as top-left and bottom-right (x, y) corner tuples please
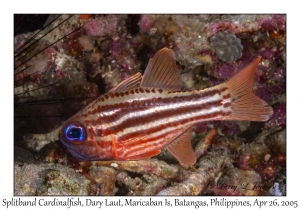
(59, 48), (273, 166)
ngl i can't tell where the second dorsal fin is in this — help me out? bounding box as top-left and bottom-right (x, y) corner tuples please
(140, 48), (185, 91)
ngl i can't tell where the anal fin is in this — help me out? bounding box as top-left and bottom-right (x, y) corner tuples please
(166, 127), (196, 166)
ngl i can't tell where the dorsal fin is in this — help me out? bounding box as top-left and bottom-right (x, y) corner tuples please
(140, 48), (185, 90)
(109, 72), (142, 92)
(165, 127), (196, 166)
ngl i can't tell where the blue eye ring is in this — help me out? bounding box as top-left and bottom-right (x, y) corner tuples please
(64, 121), (86, 142)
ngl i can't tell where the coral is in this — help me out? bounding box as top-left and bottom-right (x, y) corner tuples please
(88, 166), (117, 195)
(14, 28), (99, 137)
(209, 31), (243, 63)
(110, 34), (141, 73)
(91, 159), (180, 180)
(265, 103), (286, 128)
(214, 168), (262, 196)
(158, 151), (233, 195)
(194, 128), (218, 158)
(116, 171), (167, 195)
(25, 126), (61, 151)
(265, 128), (286, 154)
(261, 15), (286, 32)
(78, 35), (94, 51)
(83, 15), (119, 37)
(213, 62), (236, 78)
(14, 163), (90, 195)
(236, 140), (270, 170)
(235, 127), (286, 185)
(14, 146), (35, 164)
(139, 15), (154, 33)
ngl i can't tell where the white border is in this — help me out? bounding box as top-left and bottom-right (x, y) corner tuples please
(2, 1), (298, 209)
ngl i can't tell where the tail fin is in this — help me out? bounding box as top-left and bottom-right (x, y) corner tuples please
(223, 57), (273, 121)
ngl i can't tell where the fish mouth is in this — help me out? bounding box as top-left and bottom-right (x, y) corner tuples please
(60, 135), (84, 159)
(60, 135), (99, 161)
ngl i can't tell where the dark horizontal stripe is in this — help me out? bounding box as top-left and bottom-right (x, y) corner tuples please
(95, 90), (224, 125)
(118, 129), (181, 158)
(117, 109), (227, 143)
(117, 109), (232, 158)
(87, 87), (223, 115)
(111, 99), (223, 139)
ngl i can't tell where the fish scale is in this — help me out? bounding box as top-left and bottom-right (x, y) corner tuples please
(98, 89), (220, 126)
(111, 88), (229, 159)
(60, 48), (273, 166)
(73, 87), (226, 151)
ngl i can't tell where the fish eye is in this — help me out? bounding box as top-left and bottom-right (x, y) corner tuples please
(63, 121), (86, 142)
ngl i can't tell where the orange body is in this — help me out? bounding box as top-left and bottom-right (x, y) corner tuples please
(60, 48), (273, 166)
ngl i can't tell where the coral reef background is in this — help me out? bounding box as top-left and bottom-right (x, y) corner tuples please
(14, 14), (286, 196)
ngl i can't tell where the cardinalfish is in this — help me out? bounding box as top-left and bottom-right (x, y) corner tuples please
(60, 48), (273, 166)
